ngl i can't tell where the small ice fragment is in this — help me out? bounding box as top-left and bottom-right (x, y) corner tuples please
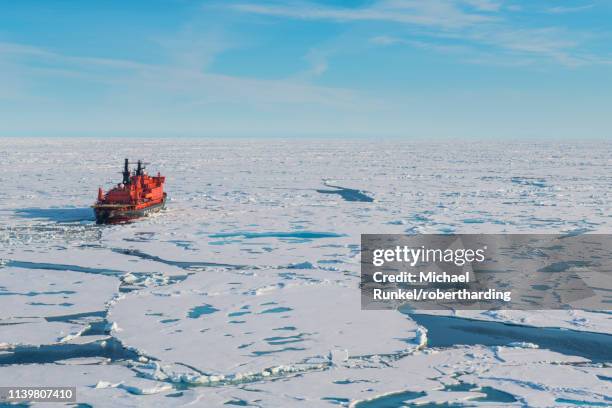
(507, 342), (539, 349)
(414, 327), (428, 349)
(208, 375), (225, 383)
(122, 273), (138, 284)
(118, 383), (173, 395)
(94, 381), (119, 389)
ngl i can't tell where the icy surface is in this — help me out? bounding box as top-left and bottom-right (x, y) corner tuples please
(109, 272), (418, 377)
(1, 139), (611, 406)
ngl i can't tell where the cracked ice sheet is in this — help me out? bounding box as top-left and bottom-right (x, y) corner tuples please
(0, 318), (84, 349)
(460, 348), (612, 407)
(3, 141), (611, 241)
(0, 267), (117, 319)
(434, 346), (610, 407)
(109, 269), (419, 377)
(0, 267), (117, 347)
(174, 345), (595, 407)
(2, 140), (612, 406)
(3, 246), (187, 277)
(101, 218), (363, 271)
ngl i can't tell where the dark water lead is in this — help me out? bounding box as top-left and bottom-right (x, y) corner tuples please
(316, 185), (374, 202)
(224, 399), (249, 406)
(45, 311), (107, 323)
(510, 177), (548, 188)
(0, 338), (138, 365)
(353, 382), (516, 408)
(111, 248), (241, 269)
(555, 397), (611, 406)
(352, 390), (425, 408)
(5, 260), (124, 276)
(209, 231), (345, 239)
(408, 313), (612, 362)
(15, 207), (95, 223)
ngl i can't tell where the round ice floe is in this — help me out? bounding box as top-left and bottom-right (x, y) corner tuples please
(109, 272), (419, 378)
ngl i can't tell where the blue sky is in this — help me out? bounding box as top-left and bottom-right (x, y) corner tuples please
(0, 0), (610, 138)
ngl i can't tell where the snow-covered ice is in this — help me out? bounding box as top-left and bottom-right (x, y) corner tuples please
(0, 138), (611, 407)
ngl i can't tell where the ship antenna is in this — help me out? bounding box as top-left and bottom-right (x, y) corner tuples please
(123, 158), (130, 184)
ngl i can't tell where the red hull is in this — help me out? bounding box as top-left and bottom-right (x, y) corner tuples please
(94, 195), (166, 224)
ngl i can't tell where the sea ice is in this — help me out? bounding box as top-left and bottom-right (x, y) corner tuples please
(1, 139), (611, 406)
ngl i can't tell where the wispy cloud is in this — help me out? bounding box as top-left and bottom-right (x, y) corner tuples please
(547, 4), (594, 14)
(155, 25), (232, 71)
(232, 0), (608, 68)
(0, 41), (373, 109)
(460, 0), (502, 12)
(369, 35), (405, 46)
(370, 27), (605, 67)
(470, 27), (585, 65)
(231, 0), (498, 29)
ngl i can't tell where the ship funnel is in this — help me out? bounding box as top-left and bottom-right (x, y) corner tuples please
(122, 158), (130, 184)
(136, 160), (145, 176)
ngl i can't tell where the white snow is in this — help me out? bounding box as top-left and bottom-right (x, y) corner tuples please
(1, 138), (611, 407)
(109, 275), (419, 378)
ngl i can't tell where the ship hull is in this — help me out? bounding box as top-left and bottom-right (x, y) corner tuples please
(94, 198), (166, 224)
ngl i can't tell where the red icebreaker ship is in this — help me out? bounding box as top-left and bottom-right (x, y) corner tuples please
(93, 159), (166, 224)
